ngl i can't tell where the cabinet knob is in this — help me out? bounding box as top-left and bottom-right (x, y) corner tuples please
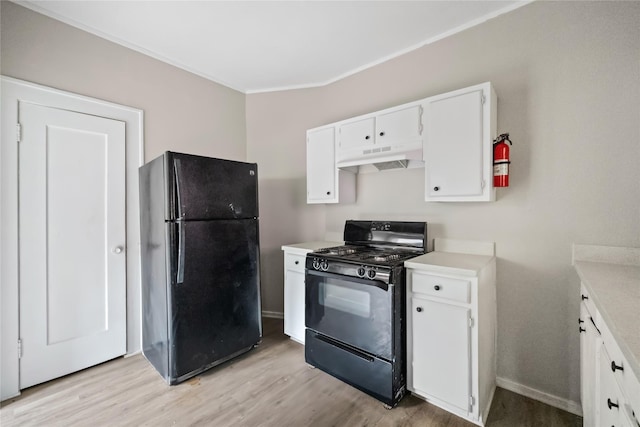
(326, 191), (331, 195)
(365, 135), (370, 140)
(579, 327), (586, 333)
(578, 318), (584, 324)
(416, 307), (423, 313)
(611, 361), (624, 372)
(433, 186), (440, 192)
(294, 260), (299, 265)
(379, 131), (385, 137)
(581, 294), (588, 300)
(607, 398), (619, 410)
(434, 285), (441, 291)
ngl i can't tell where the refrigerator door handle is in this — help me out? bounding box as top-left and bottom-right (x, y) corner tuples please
(176, 221), (185, 284)
(173, 158), (184, 220)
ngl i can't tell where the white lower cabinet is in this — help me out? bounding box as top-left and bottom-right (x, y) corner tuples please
(580, 293), (601, 427)
(405, 247), (496, 426)
(579, 283), (640, 427)
(411, 297), (471, 412)
(600, 345), (631, 427)
(282, 250), (307, 344)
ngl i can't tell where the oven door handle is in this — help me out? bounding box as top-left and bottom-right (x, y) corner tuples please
(306, 269), (389, 292)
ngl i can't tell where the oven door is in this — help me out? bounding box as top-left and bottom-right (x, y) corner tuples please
(305, 269), (393, 360)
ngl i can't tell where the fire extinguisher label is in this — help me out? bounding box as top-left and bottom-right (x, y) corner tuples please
(494, 164), (509, 175)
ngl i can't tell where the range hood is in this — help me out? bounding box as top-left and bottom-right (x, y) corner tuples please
(336, 147), (423, 171)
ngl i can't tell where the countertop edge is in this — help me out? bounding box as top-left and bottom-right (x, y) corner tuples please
(281, 241), (342, 256)
(404, 251), (495, 277)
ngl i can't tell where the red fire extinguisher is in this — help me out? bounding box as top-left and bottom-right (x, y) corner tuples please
(493, 133), (512, 187)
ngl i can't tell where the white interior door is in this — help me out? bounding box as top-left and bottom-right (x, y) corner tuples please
(19, 101), (127, 389)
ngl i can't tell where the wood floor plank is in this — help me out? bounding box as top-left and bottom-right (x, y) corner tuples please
(1, 318), (582, 426)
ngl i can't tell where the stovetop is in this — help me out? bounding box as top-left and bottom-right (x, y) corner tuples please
(312, 244), (422, 267)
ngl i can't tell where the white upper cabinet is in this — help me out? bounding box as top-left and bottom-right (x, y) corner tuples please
(336, 103), (424, 166)
(424, 82), (496, 202)
(306, 126), (355, 204)
(337, 117), (375, 154)
(305, 82), (498, 204)
(376, 105), (423, 146)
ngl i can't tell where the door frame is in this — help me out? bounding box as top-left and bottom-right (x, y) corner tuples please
(1, 76), (144, 400)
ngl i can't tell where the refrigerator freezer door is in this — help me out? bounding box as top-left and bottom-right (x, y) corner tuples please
(167, 218), (261, 381)
(167, 152), (258, 221)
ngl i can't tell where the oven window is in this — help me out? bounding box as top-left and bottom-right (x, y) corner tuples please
(319, 281), (371, 318)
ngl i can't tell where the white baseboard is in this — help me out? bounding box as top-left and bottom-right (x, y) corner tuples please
(496, 377), (582, 417)
(262, 310), (284, 319)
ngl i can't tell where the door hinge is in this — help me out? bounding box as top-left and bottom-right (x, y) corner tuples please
(481, 180), (486, 189)
(470, 395), (475, 407)
(469, 317), (474, 328)
(16, 123), (22, 142)
(481, 94), (486, 105)
(18, 339), (22, 359)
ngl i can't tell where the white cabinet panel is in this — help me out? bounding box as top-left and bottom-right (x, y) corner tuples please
(600, 345), (629, 427)
(307, 126), (355, 204)
(426, 89), (483, 197)
(284, 268), (306, 344)
(424, 83), (496, 202)
(412, 297), (471, 412)
(580, 300), (600, 427)
(338, 117), (375, 154)
(375, 105), (423, 146)
(307, 127), (336, 203)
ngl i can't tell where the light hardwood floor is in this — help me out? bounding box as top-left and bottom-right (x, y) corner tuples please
(1, 318), (581, 426)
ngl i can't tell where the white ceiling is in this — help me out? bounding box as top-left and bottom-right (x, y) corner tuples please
(18, 1), (529, 94)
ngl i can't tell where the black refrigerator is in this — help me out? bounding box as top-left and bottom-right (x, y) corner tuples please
(139, 151), (262, 385)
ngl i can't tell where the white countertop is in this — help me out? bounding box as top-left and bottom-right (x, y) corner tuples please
(281, 241), (342, 256)
(404, 251), (495, 277)
(574, 259), (640, 382)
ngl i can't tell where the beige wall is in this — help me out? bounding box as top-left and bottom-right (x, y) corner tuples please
(1, 1), (246, 163)
(247, 1), (640, 406)
(0, 1), (247, 359)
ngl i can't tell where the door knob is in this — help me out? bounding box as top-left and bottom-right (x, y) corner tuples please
(113, 246), (124, 254)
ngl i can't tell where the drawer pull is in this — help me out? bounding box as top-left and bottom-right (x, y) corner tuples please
(611, 361), (624, 372)
(579, 327), (586, 333)
(416, 307), (423, 313)
(589, 316), (601, 335)
(607, 398), (619, 410)
(581, 294), (589, 300)
(434, 285), (441, 291)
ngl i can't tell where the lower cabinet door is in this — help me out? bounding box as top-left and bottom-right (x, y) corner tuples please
(580, 302), (600, 427)
(284, 268), (305, 344)
(412, 297), (471, 412)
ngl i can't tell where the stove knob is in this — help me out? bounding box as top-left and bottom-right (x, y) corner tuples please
(367, 269), (376, 279)
(357, 267), (366, 277)
(320, 260), (329, 271)
(312, 258), (321, 270)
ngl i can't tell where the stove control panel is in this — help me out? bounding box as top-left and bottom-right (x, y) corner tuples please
(307, 256), (390, 284)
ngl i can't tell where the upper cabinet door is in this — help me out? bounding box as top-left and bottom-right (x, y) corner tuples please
(376, 105), (423, 147)
(307, 127), (337, 203)
(424, 83), (496, 202)
(337, 117), (375, 159)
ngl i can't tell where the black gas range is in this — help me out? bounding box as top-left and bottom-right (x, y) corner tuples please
(304, 220), (428, 408)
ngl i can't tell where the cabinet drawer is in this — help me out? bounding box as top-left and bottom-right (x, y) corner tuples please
(600, 318), (640, 417)
(410, 272), (470, 304)
(285, 253), (306, 272)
